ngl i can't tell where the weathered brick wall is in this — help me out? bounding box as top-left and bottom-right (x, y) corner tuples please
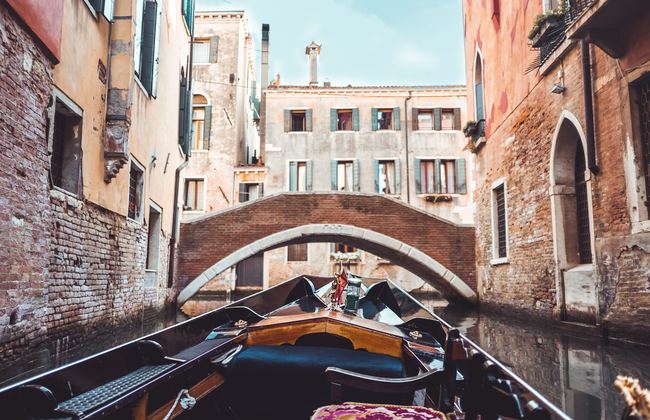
(48, 190), (172, 345)
(465, 0), (650, 342)
(177, 193), (476, 298)
(474, 46), (587, 315)
(0, 4), (54, 360)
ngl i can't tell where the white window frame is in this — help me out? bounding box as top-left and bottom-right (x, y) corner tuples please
(183, 176), (207, 213)
(145, 200), (163, 273)
(377, 159), (397, 195)
(490, 178), (509, 265)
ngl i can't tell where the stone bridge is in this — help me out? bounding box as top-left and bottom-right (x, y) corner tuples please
(175, 192), (476, 306)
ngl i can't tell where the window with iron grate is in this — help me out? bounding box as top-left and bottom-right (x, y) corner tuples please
(574, 142), (592, 264)
(635, 73), (650, 216)
(492, 183), (508, 260)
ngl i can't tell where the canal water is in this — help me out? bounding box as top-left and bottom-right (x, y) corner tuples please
(1, 292), (648, 420)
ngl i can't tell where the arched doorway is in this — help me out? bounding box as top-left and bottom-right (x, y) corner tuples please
(550, 113), (597, 324)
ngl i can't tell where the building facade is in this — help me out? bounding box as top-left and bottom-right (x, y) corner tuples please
(260, 83), (472, 292)
(182, 11), (261, 217)
(462, 0), (650, 341)
(0, 0), (194, 365)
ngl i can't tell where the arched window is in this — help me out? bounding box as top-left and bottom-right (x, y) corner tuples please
(474, 52), (485, 122)
(192, 94), (210, 150)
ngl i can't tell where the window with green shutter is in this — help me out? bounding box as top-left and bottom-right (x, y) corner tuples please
(138, 0), (161, 97)
(377, 160), (397, 194)
(289, 161), (308, 191)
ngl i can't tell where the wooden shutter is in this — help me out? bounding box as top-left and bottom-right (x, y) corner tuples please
(150, 1), (162, 98)
(412, 107), (419, 131)
(203, 104), (212, 149)
(305, 109), (313, 131)
(289, 162), (297, 191)
(331, 160), (338, 190)
(140, 0), (157, 94)
(434, 159), (442, 193)
(414, 158), (421, 194)
(371, 108), (378, 131)
(330, 109), (337, 131)
(394, 159), (401, 194)
(433, 108), (442, 131)
(353, 108), (359, 131)
(374, 160), (380, 193)
(284, 110), (291, 132)
(238, 183), (247, 203)
(259, 183), (264, 197)
(392, 107), (401, 130)
(453, 108), (461, 130)
(306, 160), (313, 191)
(455, 158), (467, 194)
(209, 36), (219, 62)
(134, 0), (145, 74)
(353, 160), (360, 192)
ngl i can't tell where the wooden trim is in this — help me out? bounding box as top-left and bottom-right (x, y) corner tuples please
(246, 310), (407, 358)
(147, 372), (225, 420)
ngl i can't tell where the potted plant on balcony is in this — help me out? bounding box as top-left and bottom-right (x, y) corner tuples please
(463, 120), (486, 154)
(528, 7), (566, 48)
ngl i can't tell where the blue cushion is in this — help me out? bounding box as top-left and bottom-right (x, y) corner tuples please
(226, 345), (409, 419)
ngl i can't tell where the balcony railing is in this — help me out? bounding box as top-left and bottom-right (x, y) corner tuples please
(565, 0), (597, 24)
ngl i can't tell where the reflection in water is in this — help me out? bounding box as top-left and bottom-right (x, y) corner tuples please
(435, 305), (650, 420)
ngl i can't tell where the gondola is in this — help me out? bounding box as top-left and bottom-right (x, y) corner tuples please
(0, 275), (570, 420)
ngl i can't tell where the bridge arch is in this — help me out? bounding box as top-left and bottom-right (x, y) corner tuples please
(175, 192), (476, 305)
(177, 223), (477, 305)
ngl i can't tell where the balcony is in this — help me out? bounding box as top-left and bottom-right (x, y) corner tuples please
(565, 0), (650, 58)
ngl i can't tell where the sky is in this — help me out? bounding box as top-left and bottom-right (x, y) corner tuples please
(196, 0), (466, 86)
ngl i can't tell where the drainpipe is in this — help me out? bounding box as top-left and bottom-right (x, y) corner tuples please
(168, 0), (196, 288)
(404, 91), (413, 204)
(581, 40), (599, 175)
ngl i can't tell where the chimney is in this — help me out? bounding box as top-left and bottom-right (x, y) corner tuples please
(305, 41), (321, 86)
(261, 24), (270, 89)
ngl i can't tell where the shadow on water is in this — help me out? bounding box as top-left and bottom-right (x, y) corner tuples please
(433, 303), (650, 420)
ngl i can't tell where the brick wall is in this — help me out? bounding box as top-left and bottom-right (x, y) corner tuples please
(464, 0), (650, 342)
(0, 3), (54, 360)
(177, 193), (476, 298)
(47, 190), (172, 345)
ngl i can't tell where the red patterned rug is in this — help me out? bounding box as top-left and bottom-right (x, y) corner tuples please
(312, 402), (448, 419)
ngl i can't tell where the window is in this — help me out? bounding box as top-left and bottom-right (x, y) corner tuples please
(334, 243), (356, 253)
(474, 53), (485, 121)
(336, 161), (354, 192)
(634, 73), (650, 217)
(491, 183), (508, 259)
(184, 179), (205, 211)
(192, 39), (210, 64)
(377, 160), (397, 194)
(417, 110), (433, 130)
(128, 162), (145, 220)
(239, 183), (263, 203)
(337, 109), (353, 131)
(284, 109), (312, 132)
(50, 96), (82, 196)
(135, 0), (161, 96)
(289, 161), (312, 191)
(287, 244), (308, 262)
(441, 109), (455, 130)
(542, 0), (562, 12)
(414, 108), (461, 130)
(574, 142), (592, 264)
(146, 205), (161, 271)
(292, 111), (306, 131)
(378, 109), (393, 130)
(416, 158), (466, 195)
(89, 0), (115, 20)
(372, 107), (400, 131)
(192, 95), (211, 150)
